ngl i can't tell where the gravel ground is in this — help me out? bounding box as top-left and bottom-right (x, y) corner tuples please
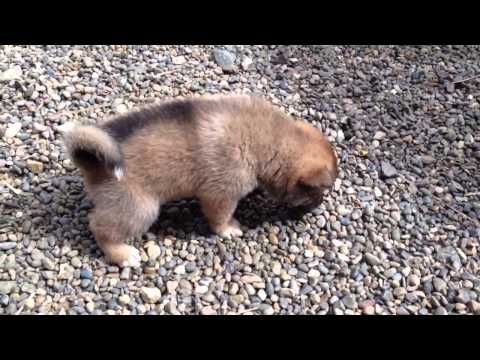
(1, 45), (479, 315)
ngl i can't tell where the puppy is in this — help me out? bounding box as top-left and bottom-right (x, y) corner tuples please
(63, 95), (338, 267)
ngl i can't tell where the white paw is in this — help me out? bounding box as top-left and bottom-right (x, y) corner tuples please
(120, 246), (141, 268)
(218, 220), (243, 239)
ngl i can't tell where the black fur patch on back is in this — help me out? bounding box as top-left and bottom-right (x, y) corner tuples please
(102, 99), (196, 142)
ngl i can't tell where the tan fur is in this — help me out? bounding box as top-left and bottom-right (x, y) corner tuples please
(64, 95), (338, 266)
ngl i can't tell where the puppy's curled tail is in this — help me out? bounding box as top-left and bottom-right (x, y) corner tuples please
(62, 124), (124, 180)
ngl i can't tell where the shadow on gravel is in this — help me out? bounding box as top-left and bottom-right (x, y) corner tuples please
(154, 188), (308, 239)
(35, 172), (308, 261)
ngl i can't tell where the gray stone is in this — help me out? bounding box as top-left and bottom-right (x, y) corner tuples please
(381, 161), (398, 178)
(365, 253), (381, 266)
(213, 49), (236, 72)
(0, 281), (16, 295)
(342, 294), (357, 309)
(0, 242), (17, 251)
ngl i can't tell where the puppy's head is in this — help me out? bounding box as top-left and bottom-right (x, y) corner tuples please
(281, 121), (338, 211)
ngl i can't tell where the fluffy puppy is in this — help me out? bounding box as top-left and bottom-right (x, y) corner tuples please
(63, 95), (338, 267)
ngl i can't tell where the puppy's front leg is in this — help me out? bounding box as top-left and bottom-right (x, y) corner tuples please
(200, 196), (243, 239)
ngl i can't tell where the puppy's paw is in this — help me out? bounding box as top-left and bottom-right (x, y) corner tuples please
(217, 219), (243, 239)
(120, 246), (141, 268)
(104, 244), (142, 268)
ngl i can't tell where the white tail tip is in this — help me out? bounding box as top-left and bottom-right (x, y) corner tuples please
(114, 166), (124, 180)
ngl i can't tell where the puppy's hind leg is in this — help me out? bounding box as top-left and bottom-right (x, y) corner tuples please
(89, 190), (159, 267)
(200, 196), (243, 239)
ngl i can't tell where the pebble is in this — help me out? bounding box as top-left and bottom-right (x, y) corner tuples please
(433, 278), (447, 292)
(71, 257), (82, 268)
(0, 66), (22, 82)
(119, 294), (131, 305)
(147, 244), (161, 261)
(307, 269), (321, 279)
(0, 281), (16, 295)
(172, 56), (186, 65)
(365, 253), (381, 266)
(213, 49), (236, 72)
(342, 294), (357, 309)
(140, 287), (162, 304)
(0, 242), (17, 251)
(381, 161), (398, 178)
(174, 265), (186, 275)
(261, 305), (275, 315)
(200, 306), (217, 315)
(4, 123), (22, 138)
(241, 56), (253, 70)
(166, 281), (178, 294)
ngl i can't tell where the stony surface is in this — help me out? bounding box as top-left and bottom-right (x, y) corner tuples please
(0, 45), (479, 315)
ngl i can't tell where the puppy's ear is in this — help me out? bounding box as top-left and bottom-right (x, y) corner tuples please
(296, 167), (323, 192)
(298, 166), (336, 191)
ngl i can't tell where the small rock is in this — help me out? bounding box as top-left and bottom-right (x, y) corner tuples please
(140, 287), (162, 304)
(172, 56), (186, 65)
(174, 265), (186, 275)
(272, 261), (282, 275)
(24, 297), (35, 310)
(4, 123), (22, 138)
(120, 267), (131, 280)
(41, 257), (55, 271)
(58, 263), (75, 280)
(71, 257), (82, 268)
(352, 209), (362, 220)
(374, 131), (387, 140)
(195, 285), (209, 295)
(0, 295), (9, 306)
(200, 306), (217, 315)
(26, 160), (44, 174)
(213, 49), (236, 72)
(241, 56), (253, 70)
(336, 205), (351, 216)
(86, 302), (95, 313)
(32, 123), (48, 133)
(304, 250), (314, 258)
(147, 244), (161, 261)
(307, 269), (321, 279)
(365, 253), (381, 266)
(83, 57), (94, 67)
(166, 281), (178, 294)
(381, 161), (398, 178)
(468, 300), (480, 315)
(0, 242), (17, 251)
(327, 112), (337, 121)
(80, 269), (93, 280)
(261, 305), (275, 315)
(342, 294), (357, 309)
(362, 304), (375, 315)
(257, 289), (267, 301)
(241, 274), (263, 284)
(0, 281), (16, 295)
(406, 274), (420, 291)
(0, 66), (22, 82)
(119, 294), (131, 305)
(434, 307), (448, 315)
(433, 278), (447, 292)
(456, 289), (471, 304)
